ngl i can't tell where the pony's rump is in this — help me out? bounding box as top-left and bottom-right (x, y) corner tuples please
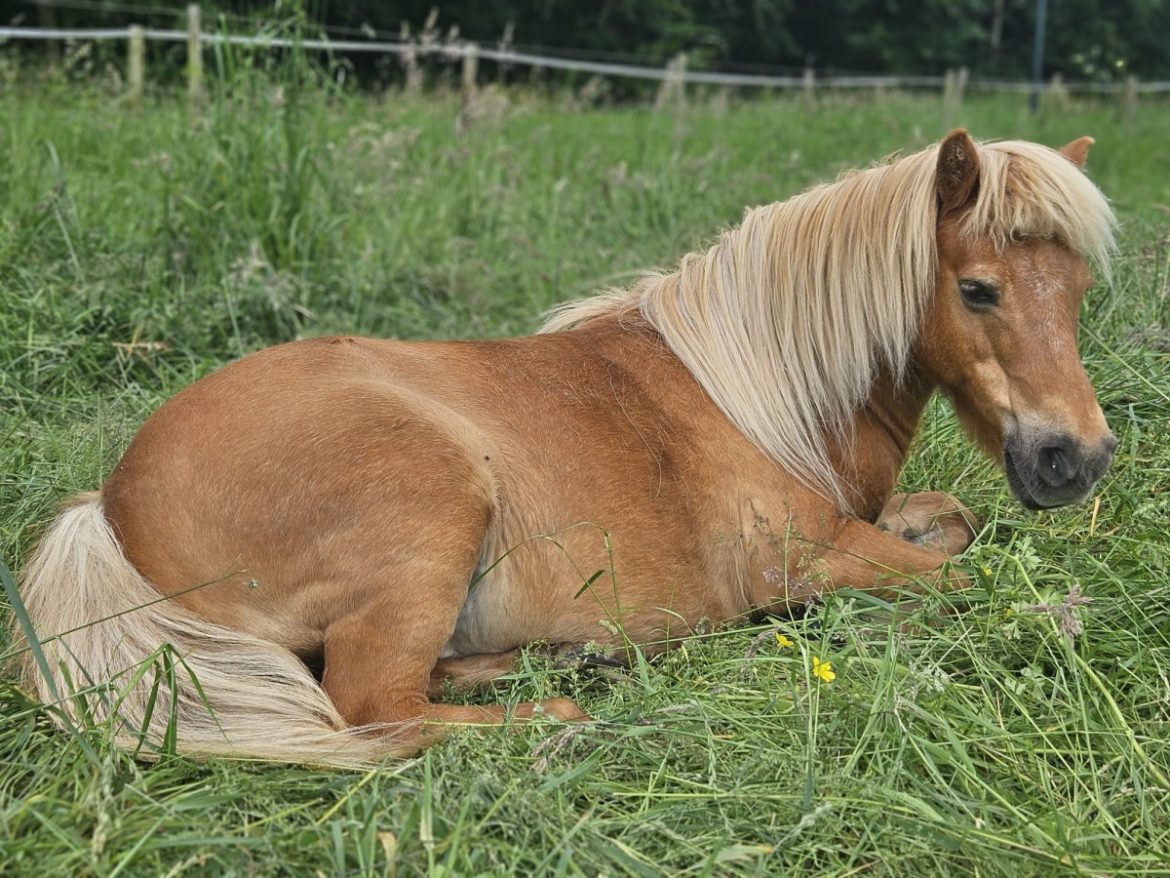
(14, 495), (408, 767)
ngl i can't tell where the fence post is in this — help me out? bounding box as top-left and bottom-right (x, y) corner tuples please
(1045, 72), (1068, 110)
(186, 4), (204, 105)
(461, 43), (478, 98)
(655, 57), (670, 107)
(656, 52), (687, 110)
(400, 23), (422, 92)
(940, 68), (966, 129)
(127, 24), (144, 106)
(1120, 75), (1138, 125)
(942, 68), (956, 129)
(35, 0), (59, 57)
(802, 66), (815, 107)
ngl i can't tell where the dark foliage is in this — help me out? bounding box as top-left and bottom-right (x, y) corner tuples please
(2, 0), (1168, 82)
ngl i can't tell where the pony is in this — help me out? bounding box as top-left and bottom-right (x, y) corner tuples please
(13, 130), (1117, 767)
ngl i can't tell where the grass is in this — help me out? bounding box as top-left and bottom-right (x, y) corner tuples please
(2, 60), (1170, 875)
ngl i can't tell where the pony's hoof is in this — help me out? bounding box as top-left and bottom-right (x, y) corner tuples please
(878, 491), (978, 557)
(538, 697), (590, 722)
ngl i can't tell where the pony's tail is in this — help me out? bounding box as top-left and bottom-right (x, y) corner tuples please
(12, 494), (415, 768)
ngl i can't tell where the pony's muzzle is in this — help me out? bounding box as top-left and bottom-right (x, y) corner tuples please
(1004, 430), (1116, 509)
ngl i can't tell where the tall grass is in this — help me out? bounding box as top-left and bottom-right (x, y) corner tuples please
(2, 65), (1169, 874)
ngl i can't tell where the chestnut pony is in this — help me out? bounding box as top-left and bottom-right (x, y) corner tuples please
(16, 131), (1117, 767)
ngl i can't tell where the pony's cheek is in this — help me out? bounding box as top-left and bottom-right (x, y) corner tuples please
(968, 359), (1013, 415)
(940, 358), (1014, 455)
(918, 318), (990, 389)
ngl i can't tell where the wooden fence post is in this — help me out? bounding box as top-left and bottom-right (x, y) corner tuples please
(186, 4), (204, 105)
(674, 52), (688, 108)
(941, 67), (966, 129)
(1120, 75), (1138, 125)
(35, 0), (59, 58)
(461, 43), (478, 98)
(942, 68), (956, 129)
(400, 23), (423, 92)
(1045, 72), (1068, 110)
(127, 24), (144, 106)
(655, 52), (688, 110)
(802, 66), (815, 107)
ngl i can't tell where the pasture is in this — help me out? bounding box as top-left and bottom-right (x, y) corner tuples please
(2, 70), (1169, 875)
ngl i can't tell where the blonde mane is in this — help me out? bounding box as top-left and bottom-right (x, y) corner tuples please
(542, 138), (1116, 506)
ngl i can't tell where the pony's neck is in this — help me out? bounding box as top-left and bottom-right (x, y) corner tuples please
(831, 364), (937, 522)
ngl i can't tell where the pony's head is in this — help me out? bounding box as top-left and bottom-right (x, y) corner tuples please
(918, 131), (1116, 509)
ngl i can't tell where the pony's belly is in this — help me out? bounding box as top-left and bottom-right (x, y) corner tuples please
(439, 571), (523, 658)
(437, 549), (636, 658)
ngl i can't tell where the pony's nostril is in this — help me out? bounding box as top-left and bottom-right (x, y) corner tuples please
(1039, 445), (1076, 484)
(1102, 433), (1119, 455)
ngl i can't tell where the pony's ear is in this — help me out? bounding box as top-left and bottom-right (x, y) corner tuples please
(936, 129), (980, 215)
(1058, 136), (1094, 169)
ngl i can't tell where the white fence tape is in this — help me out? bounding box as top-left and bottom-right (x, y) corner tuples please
(2, 26), (1167, 94)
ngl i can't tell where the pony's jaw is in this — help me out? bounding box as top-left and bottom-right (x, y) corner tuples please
(1003, 428), (1117, 509)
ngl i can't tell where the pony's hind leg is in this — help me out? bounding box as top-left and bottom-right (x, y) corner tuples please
(428, 650), (523, 697)
(876, 491), (978, 557)
(428, 643), (629, 698)
(303, 408), (587, 750)
(321, 556), (585, 751)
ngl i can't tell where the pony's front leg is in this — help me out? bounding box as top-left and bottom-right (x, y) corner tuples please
(816, 517), (971, 601)
(875, 491), (978, 557)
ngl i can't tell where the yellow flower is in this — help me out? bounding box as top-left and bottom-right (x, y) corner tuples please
(811, 657), (836, 683)
(775, 633), (794, 648)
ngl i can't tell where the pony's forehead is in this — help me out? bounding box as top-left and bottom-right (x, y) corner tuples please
(958, 140), (1116, 275)
(940, 224), (1097, 292)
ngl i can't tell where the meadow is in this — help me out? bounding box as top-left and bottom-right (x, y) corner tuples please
(1, 62), (1169, 875)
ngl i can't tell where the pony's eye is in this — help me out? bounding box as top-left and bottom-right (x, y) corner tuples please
(959, 278), (1000, 310)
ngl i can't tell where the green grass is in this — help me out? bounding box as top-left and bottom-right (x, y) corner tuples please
(2, 65), (1170, 875)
